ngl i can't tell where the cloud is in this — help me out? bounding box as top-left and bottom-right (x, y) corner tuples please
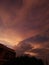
(21, 35), (49, 43)
(14, 33), (49, 56)
(31, 35), (49, 42)
(0, 0), (49, 46)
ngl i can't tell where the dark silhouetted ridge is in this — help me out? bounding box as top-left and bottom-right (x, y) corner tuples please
(4, 56), (44, 65)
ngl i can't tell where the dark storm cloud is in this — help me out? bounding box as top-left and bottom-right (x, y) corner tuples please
(21, 35), (49, 43)
(30, 35), (49, 42)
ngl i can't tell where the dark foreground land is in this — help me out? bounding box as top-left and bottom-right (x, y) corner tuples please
(3, 56), (44, 65)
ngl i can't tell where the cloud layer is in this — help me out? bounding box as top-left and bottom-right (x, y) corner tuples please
(0, 0), (49, 46)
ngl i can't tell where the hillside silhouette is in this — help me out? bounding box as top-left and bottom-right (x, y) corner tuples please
(4, 55), (44, 65)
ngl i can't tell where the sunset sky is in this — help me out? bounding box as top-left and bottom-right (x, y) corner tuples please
(0, 0), (49, 51)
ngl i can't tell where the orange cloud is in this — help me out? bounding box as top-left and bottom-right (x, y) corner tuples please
(0, 0), (49, 48)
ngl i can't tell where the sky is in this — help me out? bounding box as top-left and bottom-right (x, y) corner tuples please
(0, 0), (49, 49)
